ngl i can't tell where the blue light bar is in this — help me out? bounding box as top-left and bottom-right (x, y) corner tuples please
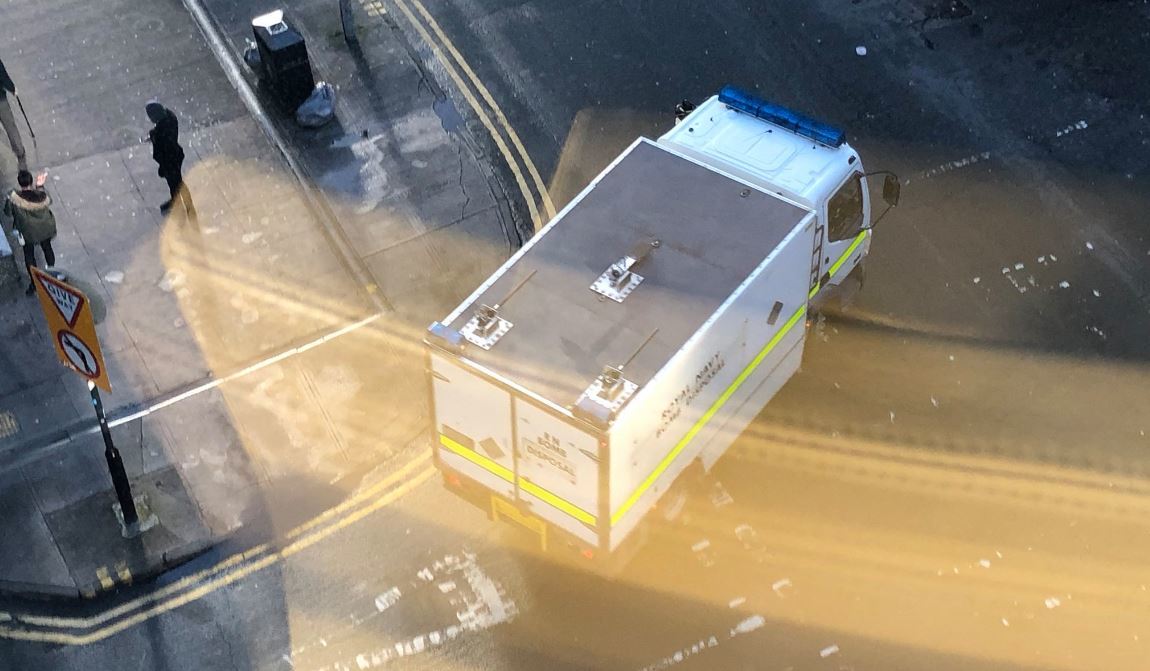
(718, 85), (846, 148)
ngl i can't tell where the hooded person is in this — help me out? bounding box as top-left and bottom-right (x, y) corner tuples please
(146, 100), (195, 217)
(4, 170), (57, 295)
(0, 56), (28, 171)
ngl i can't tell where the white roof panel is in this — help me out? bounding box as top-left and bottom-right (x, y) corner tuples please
(660, 96), (858, 205)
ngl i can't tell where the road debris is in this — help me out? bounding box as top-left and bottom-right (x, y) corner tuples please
(692, 539), (717, 567)
(734, 524), (766, 560)
(1045, 597), (1062, 609)
(158, 269), (186, 292)
(855, 46), (867, 56)
(710, 481), (734, 508)
(820, 644), (840, 658)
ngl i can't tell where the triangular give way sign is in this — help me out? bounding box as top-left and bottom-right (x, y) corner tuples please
(35, 271), (85, 328)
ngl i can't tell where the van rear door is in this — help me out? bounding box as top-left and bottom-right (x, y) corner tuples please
(430, 352), (516, 500)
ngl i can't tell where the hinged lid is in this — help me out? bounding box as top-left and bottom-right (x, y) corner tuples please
(252, 10), (288, 34)
(460, 304), (512, 350)
(590, 239), (660, 302)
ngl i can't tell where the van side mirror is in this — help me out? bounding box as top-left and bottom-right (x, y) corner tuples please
(882, 174), (901, 207)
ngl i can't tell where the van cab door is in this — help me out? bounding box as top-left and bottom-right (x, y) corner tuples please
(816, 171), (870, 291)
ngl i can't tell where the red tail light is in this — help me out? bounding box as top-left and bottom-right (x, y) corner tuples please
(446, 472), (462, 488)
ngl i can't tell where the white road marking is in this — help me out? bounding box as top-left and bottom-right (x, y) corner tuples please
(906, 151), (992, 184)
(312, 551), (517, 670)
(635, 614), (766, 671)
(1054, 120), (1088, 138)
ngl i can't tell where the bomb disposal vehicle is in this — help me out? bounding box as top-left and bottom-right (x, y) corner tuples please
(424, 86), (899, 564)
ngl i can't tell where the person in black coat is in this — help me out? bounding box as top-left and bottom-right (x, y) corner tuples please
(0, 57), (28, 171)
(145, 100), (195, 217)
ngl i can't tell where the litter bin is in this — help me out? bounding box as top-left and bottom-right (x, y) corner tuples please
(251, 10), (315, 111)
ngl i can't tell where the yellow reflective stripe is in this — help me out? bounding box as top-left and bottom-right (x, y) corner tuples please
(827, 230), (867, 280)
(439, 434), (597, 526)
(439, 434), (513, 482)
(611, 305), (807, 525)
(518, 479), (596, 526)
(809, 230), (868, 299)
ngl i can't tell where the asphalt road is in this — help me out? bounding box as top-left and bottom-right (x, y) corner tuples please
(420, 0), (1150, 358)
(4, 1), (1150, 670)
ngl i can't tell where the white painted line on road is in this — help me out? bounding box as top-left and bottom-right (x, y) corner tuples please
(312, 550), (518, 670)
(1054, 120), (1088, 138)
(4, 313), (386, 469)
(635, 614), (765, 671)
(108, 313), (384, 430)
(374, 586), (403, 613)
(906, 151), (992, 184)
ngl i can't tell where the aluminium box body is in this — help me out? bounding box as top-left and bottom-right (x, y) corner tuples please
(426, 138), (816, 553)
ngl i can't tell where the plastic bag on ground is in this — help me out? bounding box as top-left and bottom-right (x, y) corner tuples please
(296, 82), (336, 128)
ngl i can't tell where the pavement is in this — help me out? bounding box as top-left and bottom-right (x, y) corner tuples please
(0, 0), (515, 600)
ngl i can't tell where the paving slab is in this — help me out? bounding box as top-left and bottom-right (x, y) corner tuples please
(43, 466), (209, 592)
(0, 468), (74, 594)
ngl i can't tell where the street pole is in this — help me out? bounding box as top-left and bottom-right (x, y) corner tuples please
(88, 380), (138, 526)
(339, 0), (359, 48)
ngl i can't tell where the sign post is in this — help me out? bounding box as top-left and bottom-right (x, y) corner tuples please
(30, 267), (149, 535)
(89, 380), (139, 527)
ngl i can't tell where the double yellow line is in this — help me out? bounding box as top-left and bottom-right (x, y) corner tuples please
(387, 0), (556, 231)
(0, 455), (435, 645)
